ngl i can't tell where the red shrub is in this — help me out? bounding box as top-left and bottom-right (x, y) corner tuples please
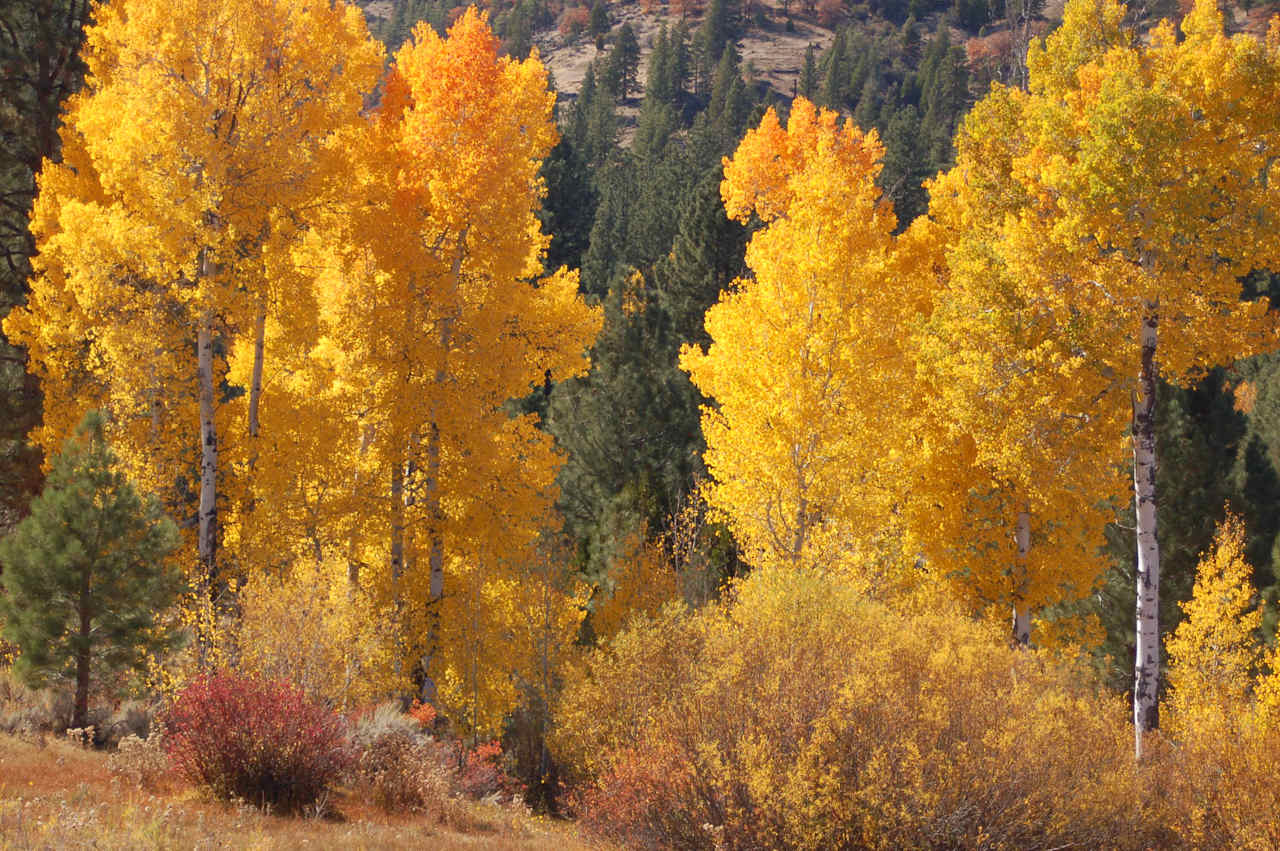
(571, 743), (702, 846)
(163, 671), (350, 813)
(458, 740), (522, 800)
(408, 699), (438, 729)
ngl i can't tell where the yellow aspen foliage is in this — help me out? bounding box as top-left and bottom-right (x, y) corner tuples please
(590, 529), (684, 643)
(6, 0), (384, 597)
(1254, 645), (1280, 730)
(436, 539), (589, 739)
(682, 99), (922, 575)
(302, 9), (601, 694)
(1007, 0), (1280, 747)
(905, 81), (1128, 646)
(235, 558), (406, 709)
(1165, 513), (1263, 741)
(1160, 513), (1280, 851)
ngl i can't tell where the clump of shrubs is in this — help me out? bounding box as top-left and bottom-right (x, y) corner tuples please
(349, 698), (521, 821)
(355, 726), (458, 819)
(163, 671), (350, 813)
(108, 732), (169, 789)
(555, 567), (1172, 850)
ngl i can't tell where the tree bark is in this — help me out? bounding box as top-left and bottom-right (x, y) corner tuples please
(1132, 306), (1160, 759)
(196, 309), (219, 666)
(390, 454), (408, 680)
(1011, 508), (1031, 647)
(248, 305), (266, 439)
(422, 418), (444, 703)
(73, 563), (91, 730)
(420, 236), (465, 703)
(347, 424), (375, 590)
(390, 458), (406, 579)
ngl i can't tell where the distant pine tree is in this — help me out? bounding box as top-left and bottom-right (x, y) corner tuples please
(800, 44), (818, 100)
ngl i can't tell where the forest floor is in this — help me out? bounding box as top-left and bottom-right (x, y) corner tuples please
(0, 733), (604, 850)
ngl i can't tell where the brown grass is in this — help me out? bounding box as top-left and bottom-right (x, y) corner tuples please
(0, 733), (607, 850)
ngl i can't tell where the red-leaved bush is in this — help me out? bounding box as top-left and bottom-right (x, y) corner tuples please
(458, 740), (521, 800)
(163, 671), (350, 813)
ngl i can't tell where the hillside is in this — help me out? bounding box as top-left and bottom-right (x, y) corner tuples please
(534, 5), (837, 99)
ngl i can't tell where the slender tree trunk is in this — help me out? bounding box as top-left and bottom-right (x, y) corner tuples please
(420, 238), (465, 702)
(196, 310), (219, 666)
(347, 424), (375, 590)
(1012, 508), (1031, 647)
(390, 455), (406, 680)
(421, 412), (445, 703)
(1132, 307), (1160, 759)
(248, 305), (266, 439)
(73, 566), (92, 731)
(390, 459), (405, 584)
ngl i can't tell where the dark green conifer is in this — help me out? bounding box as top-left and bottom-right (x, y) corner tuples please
(0, 413), (183, 729)
(800, 44), (819, 100)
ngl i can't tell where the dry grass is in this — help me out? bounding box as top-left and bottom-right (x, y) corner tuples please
(0, 734), (607, 850)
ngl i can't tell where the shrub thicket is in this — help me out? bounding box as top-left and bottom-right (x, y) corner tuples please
(555, 567), (1172, 850)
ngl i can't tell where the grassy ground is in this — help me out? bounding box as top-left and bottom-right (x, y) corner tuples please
(0, 733), (604, 850)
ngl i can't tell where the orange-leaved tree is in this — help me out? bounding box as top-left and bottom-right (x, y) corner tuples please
(303, 9), (600, 708)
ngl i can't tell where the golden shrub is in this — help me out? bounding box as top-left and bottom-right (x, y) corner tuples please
(236, 557), (405, 707)
(555, 566), (1167, 850)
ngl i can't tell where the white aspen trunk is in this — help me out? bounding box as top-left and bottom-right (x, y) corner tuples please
(196, 310), (219, 667)
(1132, 307), (1161, 759)
(1012, 508), (1031, 647)
(248, 305), (266, 439)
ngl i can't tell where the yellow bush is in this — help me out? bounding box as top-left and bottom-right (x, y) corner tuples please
(236, 557), (405, 708)
(589, 529), (684, 644)
(1159, 514), (1280, 849)
(1165, 513), (1262, 742)
(555, 566), (1166, 849)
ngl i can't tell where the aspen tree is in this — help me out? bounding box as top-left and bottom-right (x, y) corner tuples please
(5, 0), (383, 633)
(999, 0), (1280, 754)
(909, 81), (1128, 648)
(682, 100), (926, 572)
(306, 10), (600, 698)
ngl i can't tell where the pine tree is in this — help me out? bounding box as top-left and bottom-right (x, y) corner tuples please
(799, 44), (818, 101)
(0, 412), (182, 729)
(820, 32), (845, 108)
(588, 0), (610, 38)
(540, 138), (598, 274)
(696, 0), (731, 94)
(610, 23), (641, 100)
